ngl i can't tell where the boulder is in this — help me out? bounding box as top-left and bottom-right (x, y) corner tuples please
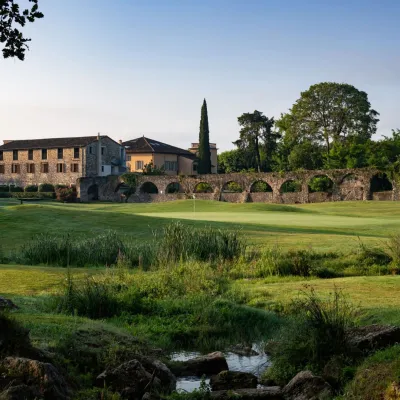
(142, 393), (160, 400)
(210, 370), (258, 391)
(96, 359), (161, 399)
(282, 371), (332, 400)
(170, 352), (229, 377)
(132, 355), (176, 392)
(0, 385), (40, 400)
(210, 387), (283, 399)
(229, 344), (259, 357)
(0, 357), (71, 400)
(0, 297), (18, 312)
(347, 325), (400, 352)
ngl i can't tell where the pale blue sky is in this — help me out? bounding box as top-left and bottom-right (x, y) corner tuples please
(1, 0), (399, 151)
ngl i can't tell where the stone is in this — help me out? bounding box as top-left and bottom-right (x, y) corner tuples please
(229, 344), (259, 357)
(210, 370), (258, 391)
(96, 359), (161, 400)
(141, 393), (160, 400)
(132, 355), (176, 392)
(0, 357), (71, 400)
(0, 384), (40, 400)
(170, 351), (229, 377)
(347, 325), (400, 352)
(282, 371), (332, 400)
(210, 387), (283, 399)
(0, 297), (18, 312)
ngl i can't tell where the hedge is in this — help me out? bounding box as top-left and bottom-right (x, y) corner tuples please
(0, 192), (55, 199)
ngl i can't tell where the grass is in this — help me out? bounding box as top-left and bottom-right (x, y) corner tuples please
(1, 200), (400, 252)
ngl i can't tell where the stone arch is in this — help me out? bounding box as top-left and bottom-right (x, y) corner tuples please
(87, 184), (99, 201)
(194, 182), (214, 193)
(371, 173), (393, 201)
(250, 180), (273, 193)
(280, 179), (302, 193)
(166, 182), (183, 194)
(221, 181), (243, 193)
(339, 173), (364, 201)
(115, 183), (130, 194)
(140, 182), (159, 194)
(308, 174), (334, 203)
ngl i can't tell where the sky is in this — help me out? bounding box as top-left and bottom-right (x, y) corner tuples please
(1, 0), (399, 151)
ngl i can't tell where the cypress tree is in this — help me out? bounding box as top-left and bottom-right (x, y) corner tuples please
(198, 99), (212, 174)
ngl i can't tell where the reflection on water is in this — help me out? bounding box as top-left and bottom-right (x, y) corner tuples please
(171, 344), (270, 392)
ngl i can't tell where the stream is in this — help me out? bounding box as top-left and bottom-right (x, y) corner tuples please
(171, 344), (270, 392)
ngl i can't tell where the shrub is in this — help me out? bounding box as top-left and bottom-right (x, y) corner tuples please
(11, 192), (55, 199)
(24, 185), (38, 192)
(194, 183), (213, 193)
(265, 286), (357, 385)
(251, 181), (272, 192)
(224, 182), (243, 193)
(39, 183), (55, 192)
(385, 234), (400, 273)
(0, 192), (11, 198)
(9, 186), (23, 192)
(56, 187), (77, 202)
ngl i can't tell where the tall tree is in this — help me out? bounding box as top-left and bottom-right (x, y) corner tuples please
(198, 99), (212, 174)
(0, 0), (44, 60)
(234, 110), (276, 172)
(276, 82), (379, 162)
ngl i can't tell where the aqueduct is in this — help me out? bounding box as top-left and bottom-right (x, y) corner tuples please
(77, 168), (398, 203)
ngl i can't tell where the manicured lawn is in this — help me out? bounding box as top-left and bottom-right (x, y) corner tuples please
(1, 200), (399, 251)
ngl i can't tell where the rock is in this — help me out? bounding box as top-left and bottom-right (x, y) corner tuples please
(210, 370), (258, 391)
(210, 387), (283, 399)
(385, 382), (400, 400)
(282, 371), (333, 400)
(96, 359), (161, 399)
(0, 357), (71, 400)
(0, 385), (40, 400)
(142, 393), (160, 400)
(347, 325), (400, 352)
(0, 297), (18, 312)
(170, 351), (229, 377)
(229, 344), (259, 357)
(322, 357), (345, 389)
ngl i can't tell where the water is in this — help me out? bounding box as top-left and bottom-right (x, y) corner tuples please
(171, 344), (270, 392)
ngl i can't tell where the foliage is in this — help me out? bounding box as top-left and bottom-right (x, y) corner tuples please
(9, 185), (23, 192)
(24, 184), (38, 192)
(0, 0), (44, 60)
(56, 187), (77, 202)
(198, 99), (212, 174)
(121, 173), (138, 196)
(167, 378), (211, 399)
(385, 234), (400, 273)
(280, 180), (302, 193)
(308, 176), (333, 193)
(234, 110), (278, 172)
(194, 182), (213, 193)
(142, 162), (166, 175)
(223, 181), (243, 193)
(251, 181), (272, 192)
(217, 149), (248, 173)
(38, 183), (55, 192)
(265, 287), (357, 385)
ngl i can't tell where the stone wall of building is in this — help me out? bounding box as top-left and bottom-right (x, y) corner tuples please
(77, 167), (400, 204)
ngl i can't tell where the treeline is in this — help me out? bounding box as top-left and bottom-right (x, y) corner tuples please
(218, 82), (400, 174)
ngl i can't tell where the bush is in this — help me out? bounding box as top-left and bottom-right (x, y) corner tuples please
(11, 192), (55, 199)
(9, 186), (23, 192)
(56, 187), (77, 202)
(265, 287), (357, 385)
(194, 183), (213, 193)
(0, 185), (9, 192)
(385, 234), (400, 274)
(39, 183), (55, 193)
(224, 182), (243, 193)
(0, 192), (11, 198)
(251, 181), (272, 192)
(24, 185), (38, 192)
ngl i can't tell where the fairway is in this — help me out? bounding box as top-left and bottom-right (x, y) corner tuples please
(0, 199), (399, 252)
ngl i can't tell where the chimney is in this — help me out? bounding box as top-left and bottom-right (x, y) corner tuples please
(3, 140), (13, 144)
(119, 140), (122, 144)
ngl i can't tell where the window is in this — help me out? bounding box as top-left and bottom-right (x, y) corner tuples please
(135, 161), (144, 170)
(11, 164), (20, 174)
(41, 163), (49, 173)
(57, 163), (65, 173)
(101, 147), (105, 156)
(89, 146), (93, 155)
(193, 163), (198, 172)
(28, 149), (33, 160)
(74, 147), (80, 159)
(126, 155), (131, 161)
(71, 163), (79, 173)
(42, 149), (47, 160)
(57, 148), (63, 159)
(27, 164), (35, 174)
(13, 150), (18, 161)
(0, 165), (4, 174)
(0, 151), (3, 161)
(101, 165), (104, 173)
(164, 161), (178, 171)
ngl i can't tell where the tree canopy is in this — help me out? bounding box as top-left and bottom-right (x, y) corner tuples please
(0, 0), (43, 60)
(197, 99), (212, 174)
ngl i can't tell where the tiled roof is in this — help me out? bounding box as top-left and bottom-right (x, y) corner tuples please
(122, 137), (196, 158)
(0, 136), (106, 151)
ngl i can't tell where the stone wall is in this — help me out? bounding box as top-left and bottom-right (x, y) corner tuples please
(77, 167), (400, 204)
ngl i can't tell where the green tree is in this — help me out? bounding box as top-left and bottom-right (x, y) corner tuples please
(1, 0), (44, 60)
(277, 82), (379, 162)
(217, 149), (247, 173)
(198, 99), (211, 174)
(234, 110), (276, 172)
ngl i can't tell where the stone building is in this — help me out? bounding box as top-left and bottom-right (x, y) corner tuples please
(0, 134), (126, 188)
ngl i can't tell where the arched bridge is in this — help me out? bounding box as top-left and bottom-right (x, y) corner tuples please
(77, 168), (398, 203)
